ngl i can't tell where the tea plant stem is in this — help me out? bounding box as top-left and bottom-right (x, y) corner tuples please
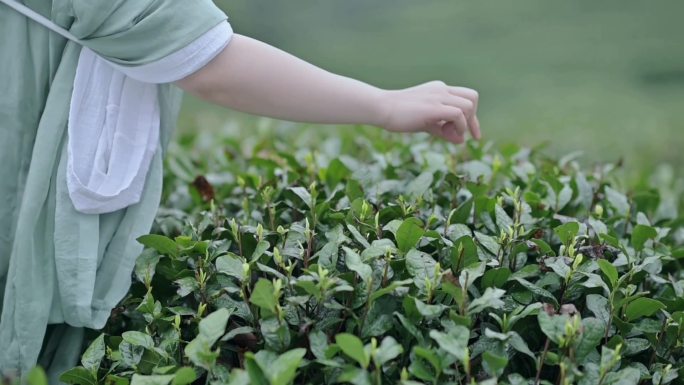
(603, 290), (616, 344)
(268, 203), (275, 231)
(556, 362), (566, 385)
(237, 227), (244, 258)
(280, 229), (289, 251)
(454, 246), (465, 276)
(374, 367), (382, 385)
(453, 362), (464, 385)
(305, 237), (312, 269)
(382, 260), (390, 287)
(358, 277), (374, 333)
(647, 318), (668, 371)
(460, 274), (470, 316)
(535, 338), (550, 385)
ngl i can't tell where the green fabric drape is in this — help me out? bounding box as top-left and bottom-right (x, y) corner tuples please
(0, 0), (227, 382)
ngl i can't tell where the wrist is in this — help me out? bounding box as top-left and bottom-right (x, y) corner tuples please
(371, 88), (393, 130)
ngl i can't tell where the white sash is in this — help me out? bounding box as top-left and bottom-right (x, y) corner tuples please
(1, 0), (232, 213)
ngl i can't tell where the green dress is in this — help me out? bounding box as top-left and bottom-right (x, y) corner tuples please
(0, 0), (227, 382)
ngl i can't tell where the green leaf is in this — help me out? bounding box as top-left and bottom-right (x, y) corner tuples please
(374, 337), (404, 366)
(586, 294), (611, 325)
(119, 341), (144, 367)
(369, 279), (413, 302)
(406, 171), (434, 200)
(495, 204), (514, 232)
(251, 279), (278, 313)
(81, 333), (105, 375)
(429, 326), (470, 363)
(136, 234), (178, 257)
(450, 198), (473, 225)
(468, 287), (506, 314)
(325, 158), (351, 187)
(343, 246), (372, 282)
(268, 348), (307, 385)
(122, 331), (154, 349)
(632, 224), (657, 252)
(174, 277), (199, 297)
(134, 251), (161, 284)
(475, 231), (501, 256)
(171, 368), (196, 385)
(59, 367), (97, 385)
(482, 351), (508, 378)
(289, 187), (312, 208)
(406, 249), (437, 293)
(184, 308), (231, 369)
(603, 367), (641, 385)
(336, 333), (369, 368)
(130, 375), (175, 385)
(414, 297), (448, 319)
(449, 235), (479, 269)
(184, 338), (218, 370)
(596, 259), (618, 287)
(508, 332), (536, 361)
(361, 298), (396, 337)
(345, 179), (365, 202)
(625, 297), (665, 321)
(337, 367), (372, 385)
(201, 308), (232, 343)
(347, 224), (371, 248)
(481, 267), (511, 289)
(244, 353), (270, 385)
(545, 257), (571, 279)
(538, 312), (569, 344)
(413, 346), (442, 374)
(554, 222), (579, 245)
(531, 239), (554, 257)
(409, 350), (437, 381)
(396, 218), (425, 253)
(260, 317), (291, 352)
(250, 240), (271, 263)
(309, 330), (329, 361)
(459, 261), (486, 290)
(26, 367), (48, 385)
(605, 187), (630, 217)
(512, 277), (559, 307)
(623, 338), (650, 356)
(575, 318), (606, 362)
(216, 254), (246, 282)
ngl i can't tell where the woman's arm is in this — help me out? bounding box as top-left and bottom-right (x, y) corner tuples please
(176, 33), (480, 144)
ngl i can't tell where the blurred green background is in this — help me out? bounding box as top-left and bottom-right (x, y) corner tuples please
(179, 0), (684, 173)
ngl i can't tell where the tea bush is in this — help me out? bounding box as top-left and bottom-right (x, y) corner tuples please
(59, 126), (684, 385)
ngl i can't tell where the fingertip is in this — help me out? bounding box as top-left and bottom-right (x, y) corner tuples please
(471, 116), (482, 140)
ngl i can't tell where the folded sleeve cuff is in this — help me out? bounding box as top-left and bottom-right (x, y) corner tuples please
(108, 21), (234, 84)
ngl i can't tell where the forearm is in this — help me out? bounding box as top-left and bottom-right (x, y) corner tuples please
(177, 32), (481, 144)
(177, 34), (387, 126)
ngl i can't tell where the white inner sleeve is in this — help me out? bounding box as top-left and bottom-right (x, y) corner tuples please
(67, 22), (233, 214)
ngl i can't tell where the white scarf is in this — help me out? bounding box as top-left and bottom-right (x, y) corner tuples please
(1, 0), (232, 213)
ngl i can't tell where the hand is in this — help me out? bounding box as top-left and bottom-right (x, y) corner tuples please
(378, 81), (481, 144)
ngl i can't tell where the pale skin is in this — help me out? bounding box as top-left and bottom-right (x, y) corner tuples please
(176, 33), (481, 144)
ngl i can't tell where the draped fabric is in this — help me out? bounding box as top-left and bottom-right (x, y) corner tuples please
(0, 0), (228, 382)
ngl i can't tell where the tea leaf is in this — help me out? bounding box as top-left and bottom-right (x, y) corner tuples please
(625, 298), (665, 321)
(137, 235), (178, 257)
(632, 224), (657, 252)
(336, 333), (369, 368)
(596, 259), (618, 287)
(396, 218), (425, 253)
